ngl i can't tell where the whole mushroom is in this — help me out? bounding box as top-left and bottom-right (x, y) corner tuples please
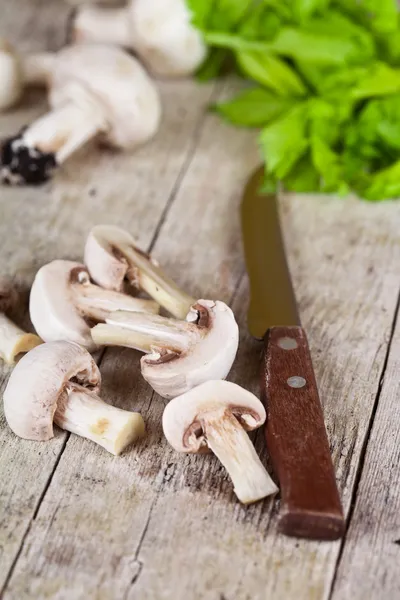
(0, 43), (161, 185)
(0, 38), (54, 111)
(92, 301), (239, 399)
(73, 0), (206, 77)
(3, 341), (145, 455)
(30, 259), (159, 351)
(163, 380), (278, 504)
(0, 279), (42, 364)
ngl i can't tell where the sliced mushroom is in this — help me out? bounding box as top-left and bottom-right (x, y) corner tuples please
(91, 299), (239, 399)
(73, 0), (206, 77)
(85, 225), (195, 319)
(0, 38), (54, 111)
(0, 43), (161, 185)
(0, 279), (42, 364)
(3, 341), (145, 455)
(163, 380), (278, 504)
(30, 260), (159, 351)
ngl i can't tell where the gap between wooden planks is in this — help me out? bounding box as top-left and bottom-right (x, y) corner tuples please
(1, 1), (400, 599)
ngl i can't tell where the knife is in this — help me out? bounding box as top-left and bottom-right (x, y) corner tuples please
(241, 167), (345, 540)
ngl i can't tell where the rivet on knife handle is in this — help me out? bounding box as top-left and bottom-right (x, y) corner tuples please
(261, 326), (345, 540)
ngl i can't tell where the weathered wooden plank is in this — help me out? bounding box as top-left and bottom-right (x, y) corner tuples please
(331, 298), (400, 600)
(2, 2), (400, 598)
(0, 0), (217, 588)
(121, 195), (400, 600)
(2, 86), (260, 599)
(1, 0), (70, 53)
(4, 92), (400, 600)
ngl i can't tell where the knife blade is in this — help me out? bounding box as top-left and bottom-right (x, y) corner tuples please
(241, 167), (345, 540)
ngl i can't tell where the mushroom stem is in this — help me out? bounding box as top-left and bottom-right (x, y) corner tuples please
(121, 244), (195, 319)
(1, 95), (107, 184)
(0, 313), (42, 364)
(74, 6), (131, 48)
(54, 382), (145, 455)
(72, 281), (160, 322)
(21, 52), (55, 86)
(203, 410), (278, 504)
(91, 310), (196, 353)
(23, 97), (106, 164)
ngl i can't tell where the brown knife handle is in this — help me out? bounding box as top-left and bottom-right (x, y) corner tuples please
(261, 326), (345, 540)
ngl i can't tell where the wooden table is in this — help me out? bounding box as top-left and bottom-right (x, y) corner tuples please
(1, 2), (399, 598)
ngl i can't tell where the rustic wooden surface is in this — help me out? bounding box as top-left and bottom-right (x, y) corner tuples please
(0, 2), (399, 599)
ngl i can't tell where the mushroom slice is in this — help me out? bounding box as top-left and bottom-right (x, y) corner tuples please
(73, 0), (206, 77)
(0, 279), (42, 364)
(85, 225), (195, 319)
(163, 380), (278, 504)
(0, 44), (161, 185)
(3, 341), (145, 455)
(91, 299), (239, 399)
(29, 260), (159, 351)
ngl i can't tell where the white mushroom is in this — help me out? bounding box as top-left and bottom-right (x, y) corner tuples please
(0, 43), (161, 185)
(85, 225), (195, 319)
(73, 0), (206, 77)
(30, 259), (159, 351)
(86, 225), (239, 398)
(0, 38), (54, 111)
(163, 380), (278, 504)
(0, 279), (42, 364)
(92, 300), (239, 399)
(3, 341), (145, 455)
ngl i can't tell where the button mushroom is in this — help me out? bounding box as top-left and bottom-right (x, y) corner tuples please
(162, 380), (278, 504)
(0, 38), (54, 111)
(85, 224), (195, 319)
(91, 299), (239, 399)
(0, 43), (161, 185)
(29, 259), (159, 352)
(0, 279), (42, 364)
(73, 0), (206, 77)
(3, 341), (145, 455)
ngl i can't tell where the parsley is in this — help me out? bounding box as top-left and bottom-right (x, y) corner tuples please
(189, 0), (400, 200)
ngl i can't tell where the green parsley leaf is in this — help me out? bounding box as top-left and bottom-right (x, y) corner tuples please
(259, 104), (309, 178)
(214, 87), (295, 127)
(237, 50), (307, 96)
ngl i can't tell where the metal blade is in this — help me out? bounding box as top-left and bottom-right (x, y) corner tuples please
(241, 167), (300, 338)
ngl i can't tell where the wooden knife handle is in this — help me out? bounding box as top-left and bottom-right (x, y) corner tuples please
(261, 326), (345, 540)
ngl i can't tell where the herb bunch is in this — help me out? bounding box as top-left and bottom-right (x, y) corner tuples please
(188, 0), (400, 200)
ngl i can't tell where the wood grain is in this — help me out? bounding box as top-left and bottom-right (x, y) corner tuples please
(1, 1), (400, 599)
(331, 299), (400, 599)
(0, 1), (217, 590)
(262, 326), (344, 540)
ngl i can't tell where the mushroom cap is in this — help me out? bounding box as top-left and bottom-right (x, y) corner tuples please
(49, 44), (161, 149)
(128, 0), (207, 77)
(141, 300), (239, 399)
(30, 260), (96, 350)
(0, 278), (18, 313)
(162, 380), (266, 453)
(0, 39), (23, 111)
(3, 340), (101, 441)
(85, 224), (137, 291)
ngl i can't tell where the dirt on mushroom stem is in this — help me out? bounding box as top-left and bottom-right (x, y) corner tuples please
(54, 381), (145, 456)
(0, 131), (57, 185)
